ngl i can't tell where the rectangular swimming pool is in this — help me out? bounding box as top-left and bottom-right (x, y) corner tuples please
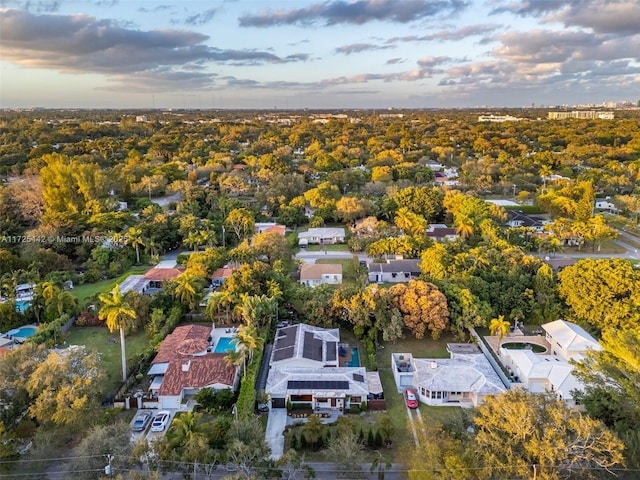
(214, 337), (235, 353)
(347, 347), (360, 367)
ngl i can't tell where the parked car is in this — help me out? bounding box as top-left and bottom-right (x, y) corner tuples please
(151, 411), (171, 432)
(276, 321), (289, 328)
(404, 388), (419, 409)
(131, 411), (151, 432)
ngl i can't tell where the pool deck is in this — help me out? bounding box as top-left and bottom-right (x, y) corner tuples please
(484, 332), (550, 357)
(338, 345), (359, 367)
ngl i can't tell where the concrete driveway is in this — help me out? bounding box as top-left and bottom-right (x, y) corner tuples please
(265, 409), (287, 459)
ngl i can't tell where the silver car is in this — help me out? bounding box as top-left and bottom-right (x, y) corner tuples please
(131, 412), (151, 432)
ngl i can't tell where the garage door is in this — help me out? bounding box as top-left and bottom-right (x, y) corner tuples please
(271, 397), (286, 409)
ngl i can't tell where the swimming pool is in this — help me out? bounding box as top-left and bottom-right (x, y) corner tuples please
(9, 326), (37, 339)
(15, 301), (31, 314)
(347, 347), (360, 367)
(214, 337), (235, 353)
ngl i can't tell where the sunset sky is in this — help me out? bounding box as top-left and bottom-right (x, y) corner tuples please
(1, 0), (639, 109)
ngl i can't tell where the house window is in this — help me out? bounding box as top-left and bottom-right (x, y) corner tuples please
(404, 273), (409, 278)
(351, 396), (361, 403)
(392, 273), (397, 278)
(333, 275), (338, 280)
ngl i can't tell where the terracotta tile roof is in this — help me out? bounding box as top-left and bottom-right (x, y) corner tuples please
(211, 267), (234, 279)
(159, 355), (236, 395)
(263, 225), (286, 236)
(152, 324), (212, 364)
(143, 267), (186, 281)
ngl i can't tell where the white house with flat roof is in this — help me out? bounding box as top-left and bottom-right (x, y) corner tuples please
(498, 320), (601, 408)
(298, 227), (345, 246)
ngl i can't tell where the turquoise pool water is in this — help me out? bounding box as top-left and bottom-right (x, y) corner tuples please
(15, 301), (30, 313)
(214, 337), (235, 353)
(347, 347), (360, 367)
(12, 326), (37, 338)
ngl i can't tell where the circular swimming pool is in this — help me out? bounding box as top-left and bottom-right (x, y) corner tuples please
(11, 326), (37, 339)
(501, 342), (547, 353)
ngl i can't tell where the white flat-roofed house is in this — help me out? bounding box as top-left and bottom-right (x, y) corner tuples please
(499, 320), (601, 408)
(425, 224), (459, 242)
(299, 264), (342, 287)
(298, 227), (345, 245)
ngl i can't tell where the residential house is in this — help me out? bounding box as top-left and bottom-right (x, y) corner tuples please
(140, 267), (186, 294)
(391, 344), (506, 407)
(505, 211), (551, 233)
(265, 324), (382, 412)
(211, 267), (235, 287)
(299, 264), (342, 287)
(298, 227), (345, 247)
(498, 320), (601, 407)
(367, 259), (421, 283)
(254, 222), (287, 235)
(148, 324), (238, 409)
(594, 198), (619, 214)
(425, 224), (459, 242)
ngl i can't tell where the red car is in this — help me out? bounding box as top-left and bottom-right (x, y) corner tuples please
(404, 388), (419, 409)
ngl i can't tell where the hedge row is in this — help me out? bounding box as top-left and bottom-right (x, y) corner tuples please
(235, 346), (264, 420)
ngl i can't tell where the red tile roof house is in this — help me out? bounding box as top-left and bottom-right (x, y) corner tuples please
(211, 267), (235, 287)
(141, 267), (186, 294)
(147, 324), (239, 410)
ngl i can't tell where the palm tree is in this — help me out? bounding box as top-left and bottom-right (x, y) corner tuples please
(233, 324), (263, 365)
(167, 410), (203, 448)
(125, 227), (145, 264)
(46, 289), (77, 316)
(172, 270), (204, 311)
(98, 285), (137, 382)
(489, 315), (511, 343)
(224, 349), (246, 377)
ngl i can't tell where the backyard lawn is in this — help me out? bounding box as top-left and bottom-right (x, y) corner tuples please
(64, 326), (150, 394)
(72, 266), (151, 306)
(306, 244), (351, 252)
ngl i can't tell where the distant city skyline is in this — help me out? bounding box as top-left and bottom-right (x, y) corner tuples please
(1, 0), (639, 110)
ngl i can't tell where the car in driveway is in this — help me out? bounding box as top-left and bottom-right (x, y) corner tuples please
(131, 411), (151, 432)
(151, 411), (171, 432)
(404, 388), (419, 409)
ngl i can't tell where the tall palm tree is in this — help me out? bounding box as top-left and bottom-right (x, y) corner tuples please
(125, 227), (145, 264)
(489, 315), (511, 343)
(98, 285), (137, 382)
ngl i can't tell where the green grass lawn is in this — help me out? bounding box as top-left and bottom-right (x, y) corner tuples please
(72, 266), (151, 306)
(315, 257), (365, 286)
(64, 326), (150, 395)
(306, 243), (351, 252)
(375, 332), (455, 462)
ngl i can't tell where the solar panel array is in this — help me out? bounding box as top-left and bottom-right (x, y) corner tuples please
(272, 325), (298, 361)
(353, 373), (364, 382)
(302, 331), (323, 361)
(288, 380), (350, 390)
(272, 346), (294, 361)
(326, 341), (337, 361)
